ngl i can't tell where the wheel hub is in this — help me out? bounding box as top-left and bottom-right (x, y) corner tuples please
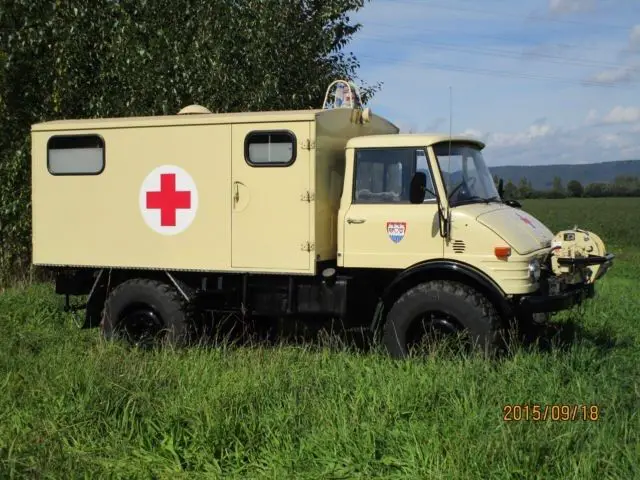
(407, 310), (464, 353)
(120, 306), (163, 347)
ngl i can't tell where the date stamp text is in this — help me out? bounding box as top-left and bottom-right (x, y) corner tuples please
(503, 404), (601, 422)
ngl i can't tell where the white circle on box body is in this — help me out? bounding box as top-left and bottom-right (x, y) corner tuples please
(139, 165), (199, 235)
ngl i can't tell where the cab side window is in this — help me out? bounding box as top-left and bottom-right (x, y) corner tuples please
(353, 147), (437, 204)
(415, 149), (437, 201)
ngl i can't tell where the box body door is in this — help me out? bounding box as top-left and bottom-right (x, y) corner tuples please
(231, 122), (312, 272)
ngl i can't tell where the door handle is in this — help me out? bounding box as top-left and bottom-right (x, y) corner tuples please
(347, 218), (366, 224)
(233, 182), (240, 204)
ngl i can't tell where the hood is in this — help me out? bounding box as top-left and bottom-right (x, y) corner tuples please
(476, 207), (554, 255)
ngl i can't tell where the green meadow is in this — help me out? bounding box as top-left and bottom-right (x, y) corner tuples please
(1, 198), (638, 479)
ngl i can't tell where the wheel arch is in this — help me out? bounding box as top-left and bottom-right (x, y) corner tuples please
(81, 268), (193, 328)
(370, 259), (512, 333)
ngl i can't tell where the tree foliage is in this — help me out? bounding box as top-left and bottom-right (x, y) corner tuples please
(566, 180), (584, 197)
(503, 180), (518, 200)
(493, 175), (640, 200)
(518, 177), (533, 199)
(0, 0), (378, 282)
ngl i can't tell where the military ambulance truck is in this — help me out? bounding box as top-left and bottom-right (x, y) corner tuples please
(31, 81), (614, 357)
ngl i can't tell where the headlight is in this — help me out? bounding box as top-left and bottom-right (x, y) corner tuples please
(528, 257), (541, 282)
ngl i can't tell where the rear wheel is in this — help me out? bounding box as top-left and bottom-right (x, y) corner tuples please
(383, 280), (503, 358)
(101, 278), (196, 348)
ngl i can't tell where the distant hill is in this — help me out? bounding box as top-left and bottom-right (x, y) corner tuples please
(489, 160), (640, 190)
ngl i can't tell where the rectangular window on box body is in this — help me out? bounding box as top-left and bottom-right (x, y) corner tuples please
(245, 131), (296, 166)
(47, 135), (105, 175)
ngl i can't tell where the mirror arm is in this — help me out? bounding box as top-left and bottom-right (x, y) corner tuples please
(437, 202), (450, 239)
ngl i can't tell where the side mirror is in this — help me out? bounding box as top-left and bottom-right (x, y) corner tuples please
(410, 172), (427, 204)
(505, 199), (522, 209)
(498, 178), (504, 198)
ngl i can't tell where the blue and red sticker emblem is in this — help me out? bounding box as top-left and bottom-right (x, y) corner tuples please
(387, 222), (406, 243)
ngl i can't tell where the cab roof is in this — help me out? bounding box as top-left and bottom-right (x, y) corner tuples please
(346, 133), (485, 149)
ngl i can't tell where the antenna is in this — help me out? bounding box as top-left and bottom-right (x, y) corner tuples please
(449, 86), (453, 148)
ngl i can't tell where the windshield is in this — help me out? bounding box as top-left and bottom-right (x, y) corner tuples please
(433, 142), (500, 207)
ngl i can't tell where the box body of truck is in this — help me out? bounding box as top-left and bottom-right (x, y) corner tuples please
(32, 108), (398, 275)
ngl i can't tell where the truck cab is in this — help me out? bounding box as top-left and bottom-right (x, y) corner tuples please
(339, 134), (550, 296)
(332, 130), (613, 356)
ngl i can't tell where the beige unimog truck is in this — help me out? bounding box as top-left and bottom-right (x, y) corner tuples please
(31, 80), (614, 357)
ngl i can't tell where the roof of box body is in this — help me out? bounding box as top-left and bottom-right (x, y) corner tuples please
(346, 134), (485, 149)
(31, 108), (328, 132)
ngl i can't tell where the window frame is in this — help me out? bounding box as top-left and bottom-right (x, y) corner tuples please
(414, 148), (438, 203)
(244, 130), (297, 168)
(351, 146), (439, 205)
(47, 134), (106, 176)
(432, 141), (497, 203)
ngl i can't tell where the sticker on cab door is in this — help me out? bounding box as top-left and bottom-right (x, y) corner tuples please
(387, 222), (406, 243)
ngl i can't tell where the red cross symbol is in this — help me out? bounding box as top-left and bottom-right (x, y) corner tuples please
(517, 213), (535, 228)
(145, 173), (191, 226)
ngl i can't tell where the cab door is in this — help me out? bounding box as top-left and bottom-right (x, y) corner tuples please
(231, 122), (312, 272)
(341, 147), (443, 269)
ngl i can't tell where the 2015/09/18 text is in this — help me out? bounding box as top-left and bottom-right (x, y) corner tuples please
(503, 404), (601, 422)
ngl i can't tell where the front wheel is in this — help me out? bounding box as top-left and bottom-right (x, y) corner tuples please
(383, 280), (503, 358)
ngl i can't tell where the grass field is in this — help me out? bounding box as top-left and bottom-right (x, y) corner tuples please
(1, 198), (639, 479)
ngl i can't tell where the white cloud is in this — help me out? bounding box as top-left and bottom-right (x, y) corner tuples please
(488, 122), (555, 148)
(548, 0), (594, 14)
(602, 106), (640, 124)
(585, 109), (599, 124)
(587, 62), (640, 85)
(349, 0), (640, 165)
(596, 132), (626, 149)
(461, 128), (485, 139)
(587, 25), (640, 84)
(467, 119), (640, 165)
(585, 106), (640, 125)
(630, 25), (640, 51)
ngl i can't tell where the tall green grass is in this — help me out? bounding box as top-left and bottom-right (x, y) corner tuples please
(1, 198), (639, 479)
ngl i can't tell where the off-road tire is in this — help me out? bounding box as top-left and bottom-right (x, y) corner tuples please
(383, 280), (503, 358)
(101, 278), (195, 348)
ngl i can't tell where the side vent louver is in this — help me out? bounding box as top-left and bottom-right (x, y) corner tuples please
(452, 240), (466, 254)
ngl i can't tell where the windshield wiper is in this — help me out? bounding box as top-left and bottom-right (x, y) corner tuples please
(451, 196), (488, 206)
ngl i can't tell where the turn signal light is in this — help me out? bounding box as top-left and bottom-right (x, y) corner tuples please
(494, 246), (512, 258)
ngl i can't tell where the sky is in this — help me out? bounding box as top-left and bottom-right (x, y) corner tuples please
(347, 0), (640, 166)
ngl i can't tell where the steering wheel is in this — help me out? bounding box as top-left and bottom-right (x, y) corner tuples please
(449, 177), (476, 200)
(463, 177), (477, 195)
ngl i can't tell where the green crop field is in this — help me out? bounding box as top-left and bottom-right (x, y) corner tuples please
(1, 198), (639, 479)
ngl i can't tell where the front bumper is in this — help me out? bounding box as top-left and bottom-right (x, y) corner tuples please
(556, 253), (615, 267)
(517, 282), (595, 314)
(516, 251), (614, 314)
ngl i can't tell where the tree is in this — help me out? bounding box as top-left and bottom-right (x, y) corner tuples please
(0, 0), (379, 282)
(566, 180), (584, 197)
(584, 183), (609, 197)
(611, 175), (640, 197)
(548, 176), (566, 198)
(504, 180), (519, 199)
(518, 177), (533, 199)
